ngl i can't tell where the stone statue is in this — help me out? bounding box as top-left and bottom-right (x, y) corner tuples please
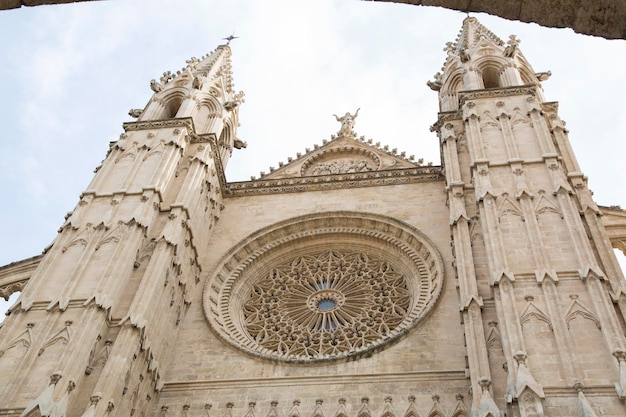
(150, 79), (163, 93)
(427, 72), (442, 91)
(128, 109), (143, 118)
(333, 108), (360, 137)
(535, 71), (552, 81)
(192, 76), (203, 90)
(234, 138), (247, 149)
(504, 35), (520, 57)
(160, 71), (173, 84)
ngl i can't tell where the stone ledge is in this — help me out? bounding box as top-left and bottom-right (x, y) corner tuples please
(225, 167), (443, 197)
(162, 370), (468, 391)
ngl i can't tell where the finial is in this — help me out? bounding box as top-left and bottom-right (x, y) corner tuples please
(222, 33), (239, 45)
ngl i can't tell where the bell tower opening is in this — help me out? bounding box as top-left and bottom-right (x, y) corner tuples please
(164, 97), (183, 119)
(482, 66), (501, 89)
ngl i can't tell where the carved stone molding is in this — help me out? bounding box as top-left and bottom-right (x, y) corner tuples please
(151, 393), (470, 417)
(123, 117), (196, 133)
(203, 212), (444, 363)
(224, 167), (442, 197)
(458, 85), (537, 106)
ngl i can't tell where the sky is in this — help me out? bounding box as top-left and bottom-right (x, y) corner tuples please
(1, 0), (625, 317)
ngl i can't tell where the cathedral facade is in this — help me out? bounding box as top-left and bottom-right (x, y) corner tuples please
(1, 17), (626, 417)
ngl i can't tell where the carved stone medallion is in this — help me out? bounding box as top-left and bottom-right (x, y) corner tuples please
(203, 212), (444, 363)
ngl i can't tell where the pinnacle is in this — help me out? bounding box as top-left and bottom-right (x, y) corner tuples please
(443, 17), (505, 63)
(148, 44), (236, 97)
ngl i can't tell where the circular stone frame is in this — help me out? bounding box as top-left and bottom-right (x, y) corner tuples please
(203, 211), (445, 363)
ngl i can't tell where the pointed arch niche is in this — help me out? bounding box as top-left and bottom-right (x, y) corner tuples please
(481, 66), (501, 89)
(565, 294), (614, 384)
(519, 295), (563, 384)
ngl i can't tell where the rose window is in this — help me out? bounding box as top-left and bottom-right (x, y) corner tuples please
(203, 212), (444, 363)
(242, 251), (411, 357)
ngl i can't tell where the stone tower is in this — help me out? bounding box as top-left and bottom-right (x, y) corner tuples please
(1, 17), (626, 417)
(0, 43), (244, 417)
(431, 17), (626, 416)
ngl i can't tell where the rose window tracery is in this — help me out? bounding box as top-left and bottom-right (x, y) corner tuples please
(243, 251), (411, 357)
(203, 212), (444, 363)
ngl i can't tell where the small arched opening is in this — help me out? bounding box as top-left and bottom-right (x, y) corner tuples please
(0, 291), (21, 324)
(482, 66), (501, 89)
(164, 96), (183, 119)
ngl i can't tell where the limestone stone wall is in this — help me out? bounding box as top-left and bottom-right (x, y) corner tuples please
(155, 179), (471, 416)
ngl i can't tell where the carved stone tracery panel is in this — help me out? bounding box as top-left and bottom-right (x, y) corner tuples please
(243, 250), (411, 357)
(203, 212), (444, 363)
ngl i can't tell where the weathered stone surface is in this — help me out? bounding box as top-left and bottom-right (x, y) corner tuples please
(1, 17), (626, 417)
(0, 0), (21, 9)
(374, 0), (626, 39)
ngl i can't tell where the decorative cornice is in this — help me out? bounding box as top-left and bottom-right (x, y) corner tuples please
(432, 111), (462, 133)
(459, 85), (537, 106)
(541, 101), (559, 114)
(161, 370), (467, 392)
(189, 132), (216, 144)
(225, 167), (443, 197)
(123, 117), (196, 133)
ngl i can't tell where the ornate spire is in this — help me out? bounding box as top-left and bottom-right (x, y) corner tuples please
(147, 44), (238, 98)
(449, 17), (504, 58)
(431, 17), (548, 111)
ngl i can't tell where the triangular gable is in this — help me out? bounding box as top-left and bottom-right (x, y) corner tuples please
(257, 135), (420, 181)
(1, 322), (34, 355)
(333, 399), (349, 417)
(485, 321), (502, 351)
(479, 111), (499, 129)
(356, 398), (372, 417)
(380, 397), (398, 417)
(267, 401), (280, 417)
(520, 298), (552, 329)
(312, 400), (325, 417)
(496, 193), (523, 220)
(565, 296), (601, 330)
(426, 395), (446, 417)
(510, 108), (531, 126)
(534, 190), (562, 218)
(450, 395), (469, 417)
(38, 320), (72, 356)
(288, 401), (301, 417)
(403, 396), (423, 417)
(244, 403), (256, 417)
